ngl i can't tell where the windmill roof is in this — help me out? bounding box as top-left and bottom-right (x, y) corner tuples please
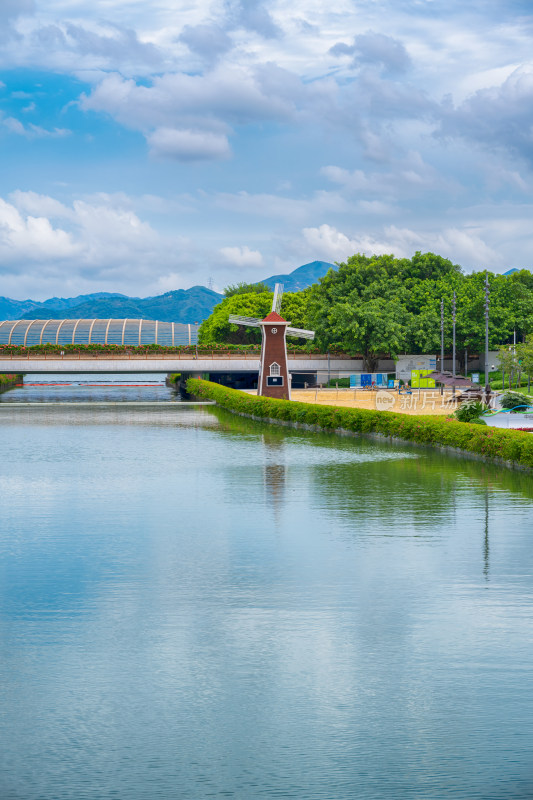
(262, 311), (288, 323)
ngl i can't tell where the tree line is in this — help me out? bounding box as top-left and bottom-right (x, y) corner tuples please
(198, 252), (533, 371)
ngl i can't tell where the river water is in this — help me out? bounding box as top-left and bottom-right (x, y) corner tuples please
(0, 380), (532, 799)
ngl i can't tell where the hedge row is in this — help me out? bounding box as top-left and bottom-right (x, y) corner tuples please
(187, 379), (533, 470)
(0, 342), (327, 356)
(0, 343), (208, 355)
(0, 373), (23, 386)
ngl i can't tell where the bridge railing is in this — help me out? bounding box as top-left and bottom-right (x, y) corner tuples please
(0, 349), (353, 361)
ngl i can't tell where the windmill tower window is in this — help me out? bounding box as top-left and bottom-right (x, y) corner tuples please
(270, 362), (280, 376)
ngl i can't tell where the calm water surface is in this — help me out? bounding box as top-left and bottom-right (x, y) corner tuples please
(0, 373), (177, 403)
(0, 384), (532, 799)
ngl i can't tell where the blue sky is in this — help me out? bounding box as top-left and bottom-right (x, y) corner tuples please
(1, 0), (533, 299)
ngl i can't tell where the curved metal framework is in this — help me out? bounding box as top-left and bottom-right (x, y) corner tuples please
(0, 319), (199, 346)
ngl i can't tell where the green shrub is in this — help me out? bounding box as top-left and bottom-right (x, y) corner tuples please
(0, 373), (23, 386)
(453, 400), (487, 423)
(500, 391), (532, 412)
(470, 417), (487, 425)
(187, 379), (533, 470)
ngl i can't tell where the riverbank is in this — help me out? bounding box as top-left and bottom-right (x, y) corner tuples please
(166, 373), (180, 388)
(0, 374), (23, 393)
(187, 379), (533, 471)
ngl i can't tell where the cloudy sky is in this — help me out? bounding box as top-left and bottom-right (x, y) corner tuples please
(1, 0), (532, 299)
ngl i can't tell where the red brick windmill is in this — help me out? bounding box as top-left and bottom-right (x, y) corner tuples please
(229, 284), (315, 400)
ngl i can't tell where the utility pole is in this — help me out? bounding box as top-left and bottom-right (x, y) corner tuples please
(452, 291), (456, 397)
(440, 298), (445, 395)
(484, 272), (490, 401)
(440, 299), (444, 369)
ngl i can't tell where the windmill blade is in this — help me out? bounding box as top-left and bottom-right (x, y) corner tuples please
(272, 283), (284, 315)
(286, 326), (315, 340)
(228, 315), (262, 327)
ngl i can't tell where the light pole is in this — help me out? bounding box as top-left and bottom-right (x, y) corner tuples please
(440, 299), (444, 368)
(440, 298), (445, 395)
(484, 272), (490, 400)
(452, 291), (456, 396)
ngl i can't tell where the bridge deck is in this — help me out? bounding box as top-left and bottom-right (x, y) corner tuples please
(0, 353), (361, 374)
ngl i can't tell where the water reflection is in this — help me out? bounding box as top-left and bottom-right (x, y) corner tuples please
(484, 489), (490, 580)
(0, 373), (180, 403)
(0, 403), (532, 800)
(262, 432), (287, 524)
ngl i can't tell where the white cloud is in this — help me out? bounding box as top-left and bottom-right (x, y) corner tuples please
(299, 222), (501, 268)
(0, 198), (79, 263)
(330, 31), (411, 73)
(219, 245), (264, 267)
(9, 190), (72, 219)
(179, 23), (233, 64)
(320, 155), (457, 202)
(2, 115), (70, 138)
(213, 189), (349, 222)
(148, 127), (231, 161)
(1, 0), (533, 295)
(0, 191), (199, 297)
(78, 64), (305, 158)
(301, 224), (392, 262)
(437, 64), (533, 164)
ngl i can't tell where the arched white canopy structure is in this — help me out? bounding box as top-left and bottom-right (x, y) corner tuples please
(0, 319), (200, 346)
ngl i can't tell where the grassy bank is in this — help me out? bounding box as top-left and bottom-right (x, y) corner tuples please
(0, 373), (23, 391)
(187, 379), (533, 470)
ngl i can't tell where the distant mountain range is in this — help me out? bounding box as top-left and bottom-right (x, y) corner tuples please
(261, 260), (336, 291)
(0, 260), (337, 323)
(0, 292), (126, 321)
(16, 287), (223, 324)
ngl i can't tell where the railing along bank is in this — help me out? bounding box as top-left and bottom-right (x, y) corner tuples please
(0, 349), (352, 361)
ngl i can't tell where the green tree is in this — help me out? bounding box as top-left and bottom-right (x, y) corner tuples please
(198, 289), (310, 345)
(307, 252), (451, 367)
(311, 294), (406, 371)
(201, 252), (533, 361)
(516, 337), (533, 393)
(497, 345), (517, 390)
(224, 281), (270, 297)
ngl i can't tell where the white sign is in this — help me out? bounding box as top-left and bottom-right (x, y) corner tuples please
(395, 355), (437, 381)
(471, 373), (480, 384)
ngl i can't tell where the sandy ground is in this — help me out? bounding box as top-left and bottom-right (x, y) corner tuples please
(290, 388), (458, 416)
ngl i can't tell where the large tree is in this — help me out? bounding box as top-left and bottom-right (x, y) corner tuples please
(223, 281), (271, 297)
(307, 251), (461, 368)
(199, 253), (533, 363)
(312, 295), (406, 371)
(198, 289), (310, 345)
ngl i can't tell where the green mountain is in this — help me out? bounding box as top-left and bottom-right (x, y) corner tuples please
(34, 292), (127, 312)
(1, 292), (127, 320)
(261, 260), (337, 291)
(17, 287), (223, 323)
(1, 261), (337, 324)
(0, 297), (40, 319)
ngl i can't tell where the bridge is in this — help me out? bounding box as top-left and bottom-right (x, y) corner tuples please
(0, 350), (360, 378)
(0, 318), (365, 383)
